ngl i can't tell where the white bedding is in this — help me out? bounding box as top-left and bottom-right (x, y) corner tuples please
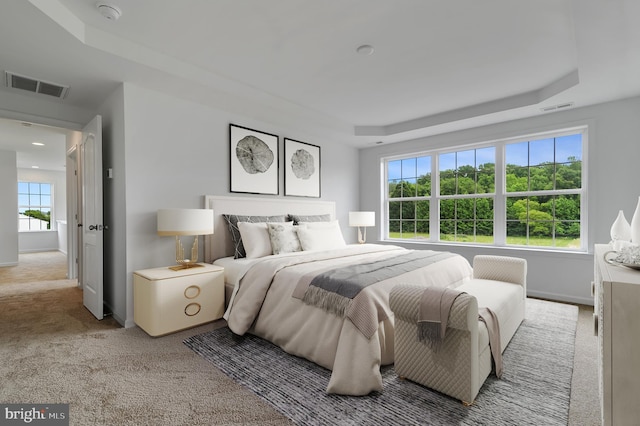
(216, 244), (473, 395)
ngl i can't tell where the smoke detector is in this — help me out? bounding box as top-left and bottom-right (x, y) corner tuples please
(96, 3), (122, 21)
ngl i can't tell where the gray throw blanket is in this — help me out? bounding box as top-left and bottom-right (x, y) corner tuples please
(417, 287), (503, 379)
(417, 287), (465, 350)
(300, 250), (457, 317)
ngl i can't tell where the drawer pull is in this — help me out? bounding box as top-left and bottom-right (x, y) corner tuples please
(185, 303), (201, 317)
(593, 313), (598, 336)
(184, 285), (201, 299)
(591, 281), (595, 297)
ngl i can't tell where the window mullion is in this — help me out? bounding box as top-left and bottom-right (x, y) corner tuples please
(494, 144), (506, 245)
(431, 154), (439, 242)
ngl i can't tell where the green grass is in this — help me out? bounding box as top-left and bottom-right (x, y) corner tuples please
(388, 232), (580, 248)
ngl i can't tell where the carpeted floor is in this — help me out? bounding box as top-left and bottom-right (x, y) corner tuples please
(185, 299), (578, 425)
(0, 252), (600, 425)
(0, 251), (68, 284)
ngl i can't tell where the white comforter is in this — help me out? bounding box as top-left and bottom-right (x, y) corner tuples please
(219, 244), (473, 395)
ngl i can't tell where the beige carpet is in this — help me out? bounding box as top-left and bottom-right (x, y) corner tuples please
(0, 252), (599, 425)
(0, 251), (68, 284)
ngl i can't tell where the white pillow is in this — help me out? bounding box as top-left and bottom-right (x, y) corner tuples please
(237, 222), (272, 258)
(268, 222), (301, 254)
(298, 220), (341, 229)
(296, 220), (347, 251)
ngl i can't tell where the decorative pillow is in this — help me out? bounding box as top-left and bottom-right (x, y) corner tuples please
(238, 222), (272, 259)
(288, 214), (331, 225)
(268, 222), (301, 255)
(222, 214), (286, 259)
(296, 220), (346, 251)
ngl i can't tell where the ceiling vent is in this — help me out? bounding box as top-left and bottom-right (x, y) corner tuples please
(540, 102), (574, 113)
(5, 71), (69, 99)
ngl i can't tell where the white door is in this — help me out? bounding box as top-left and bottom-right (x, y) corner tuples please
(81, 115), (104, 320)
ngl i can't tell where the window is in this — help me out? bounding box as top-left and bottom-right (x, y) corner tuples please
(383, 128), (586, 251)
(505, 134), (582, 248)
(18, 182), (52, 231)
(387, 156), (431, 239)
(439, 147), (495, 244)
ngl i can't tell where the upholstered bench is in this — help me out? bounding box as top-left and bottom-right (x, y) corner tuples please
(389, 255), (527, 405)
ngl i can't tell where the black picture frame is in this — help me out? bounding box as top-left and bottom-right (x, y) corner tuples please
(229, 124), (279, 195)
(284, 138), (321, 198)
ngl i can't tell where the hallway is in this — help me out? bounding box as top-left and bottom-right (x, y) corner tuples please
(0, 251), (68, 285)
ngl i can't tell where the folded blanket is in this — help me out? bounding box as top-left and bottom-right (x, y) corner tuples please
(417, 289), (503, 379)
(479, 307), (502, 378)
(417, 287), (465, 350)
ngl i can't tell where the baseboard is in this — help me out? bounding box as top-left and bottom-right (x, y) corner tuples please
(111, 312), (127, 327)
(527, 290), (593, 306)
(0, 261), (18, 267)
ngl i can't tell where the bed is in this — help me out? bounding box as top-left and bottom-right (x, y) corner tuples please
(203, 195), (473, 396)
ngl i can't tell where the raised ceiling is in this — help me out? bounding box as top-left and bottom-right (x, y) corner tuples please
(0, 0), (639, 167)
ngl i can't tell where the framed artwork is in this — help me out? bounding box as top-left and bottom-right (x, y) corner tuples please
(229, 124), (279, 195)
(284, 138), (321, 198)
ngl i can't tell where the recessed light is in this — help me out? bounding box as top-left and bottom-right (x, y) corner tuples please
(356, 45), (375, 56)
(31, 165), (39, 169)
(32, 142), (44, 146)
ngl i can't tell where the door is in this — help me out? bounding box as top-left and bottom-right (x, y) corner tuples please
(66, 145), (79, 282)
(81, 115), (104, 320)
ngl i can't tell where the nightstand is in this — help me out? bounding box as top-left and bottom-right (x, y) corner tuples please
(133, 263), (224, 336)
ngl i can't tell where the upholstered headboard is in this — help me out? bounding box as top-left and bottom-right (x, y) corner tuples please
(203, 195), (336, 262)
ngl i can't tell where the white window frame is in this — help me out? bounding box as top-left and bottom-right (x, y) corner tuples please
(382, 126), (588, 252)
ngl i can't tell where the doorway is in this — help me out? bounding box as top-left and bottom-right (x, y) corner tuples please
(0, 116), (80, 286)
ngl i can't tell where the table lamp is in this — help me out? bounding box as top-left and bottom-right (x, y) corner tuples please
(157, 209), (214, 270)
(349, 211), (375, 244)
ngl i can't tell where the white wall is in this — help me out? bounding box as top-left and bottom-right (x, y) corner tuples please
(359, 95), (640, 305)
(99, 84), (127, 324)
(101, 83), (359, 327)
(17, 168), (66, 253)
(0, 150), (18, 266)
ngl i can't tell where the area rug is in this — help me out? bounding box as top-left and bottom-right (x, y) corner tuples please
(184, 298), (578, 426)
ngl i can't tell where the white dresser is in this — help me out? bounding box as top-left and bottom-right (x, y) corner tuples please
(133, 264), (225, 336)
(593, 244), (640, 426)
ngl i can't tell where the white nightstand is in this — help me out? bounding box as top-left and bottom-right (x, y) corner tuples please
(133, 264), (224, 336)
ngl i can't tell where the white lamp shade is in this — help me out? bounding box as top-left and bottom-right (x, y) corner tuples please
(157, 209), (214, 236)
(349, 211), (375, 227)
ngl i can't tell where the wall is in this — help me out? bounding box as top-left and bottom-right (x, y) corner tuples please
(17, 168), (66, 253)
(101, 83), (359, 327)
(0, 150), (18, 266)
(99, 85), (127, 324)
(359, 95), (640, 305)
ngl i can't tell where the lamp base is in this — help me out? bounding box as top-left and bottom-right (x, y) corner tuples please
(357, 226), (367, 244)
(168, 262), (204, 271)
(169, 236), (203, 271)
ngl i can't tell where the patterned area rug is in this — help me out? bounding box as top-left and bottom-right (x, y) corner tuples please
(184, 298), (578, 426)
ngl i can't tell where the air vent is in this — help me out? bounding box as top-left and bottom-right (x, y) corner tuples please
(5, 71), (69, 99)
(540, 102), (574, 113)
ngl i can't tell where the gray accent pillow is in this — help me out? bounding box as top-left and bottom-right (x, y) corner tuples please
(222, 214), (286, 259)
(287, 214), (331, 225)
(268, 222), (301, 255)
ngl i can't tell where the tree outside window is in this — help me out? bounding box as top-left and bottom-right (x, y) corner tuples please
(18, 182), (52, 231)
